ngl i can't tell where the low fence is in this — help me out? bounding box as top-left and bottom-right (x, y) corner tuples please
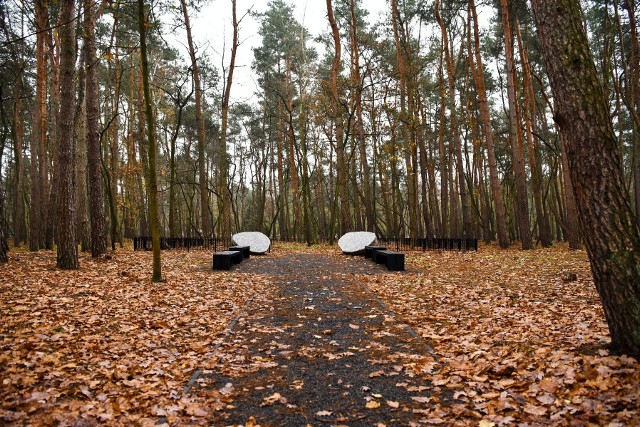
(133, 236), (477, 252)
(377, 237), (478, 252)
(377, 237), (478, 251)
(133, 236), (231, 252)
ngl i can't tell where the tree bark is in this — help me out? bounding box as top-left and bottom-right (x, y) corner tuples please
(45, 20), (59, 251)
(138, 0), (162, 282)
(29, 0), (48, 251)
(391, 0), (419, 241)
(559, 128), (582, 249)
(349, 0), (374, 232)
(218, 0), (238, 241)
(1, 8), (28, 247)
(437, 53), (449, 236)
(517, 23), (552, 247)
(622, 0), (640, 228)
(327, 0), (350, 236)
(135, 64), (149, 237)
(435, 0), (472, 238)
(0, 188), (8, 262)
(180, 0), (211, 238)
(500, 0), (531, 249)
(84, 0), (107, 257)
(12, 73), (26, 247)
(55, 0), (77, 269)
(107, 5), (121, 249)
(468, 0), (509, 247)
(531, 0), (640, 357)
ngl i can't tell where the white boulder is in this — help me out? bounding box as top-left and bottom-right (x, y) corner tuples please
(231, 232), (271, 254)
(338, 231), (377, 254)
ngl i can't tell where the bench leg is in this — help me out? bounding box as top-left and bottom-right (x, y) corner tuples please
(387, 255), (405, 271)
(213, 255), (232, 270)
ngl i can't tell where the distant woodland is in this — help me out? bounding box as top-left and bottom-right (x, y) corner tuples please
(0, 0), (639, 251)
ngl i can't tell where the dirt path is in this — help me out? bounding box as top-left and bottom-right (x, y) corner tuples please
(187, 253), (449, 426)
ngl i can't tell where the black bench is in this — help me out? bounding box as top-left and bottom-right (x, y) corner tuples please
(229, 245), (250, 259)
(374, 250), (405, 271)
(364, 245), (387, 259)
(212, 250), (244, 270)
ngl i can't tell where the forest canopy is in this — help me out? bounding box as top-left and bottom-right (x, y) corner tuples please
(0, 0), (638, 250)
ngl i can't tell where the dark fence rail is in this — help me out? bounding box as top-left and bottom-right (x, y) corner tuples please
(133, 236), (477, 252)
(376, 237), (478, 252)
(133, 237), (231, 252)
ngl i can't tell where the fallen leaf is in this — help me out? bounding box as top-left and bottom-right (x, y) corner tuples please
(539, 378), (559, 393)
(536, 393), (555, 405)
(261, 392), (283, 406)
(523, 404), (547, 416)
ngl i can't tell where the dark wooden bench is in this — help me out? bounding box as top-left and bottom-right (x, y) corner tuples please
(229, 245), (250, 259)
(370, 248), (389, 263)
(212, 250), (244, 270)
(374, 249), (405, 271)
(364, 245), (387, 259)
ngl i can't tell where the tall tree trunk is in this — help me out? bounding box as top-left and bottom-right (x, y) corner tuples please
(418, 100), (434, 237)
(45, 22), (60, 250)
(285, 61), (301, 238)
(391, 0), (419, 241)
(622, 0), (640, 227)
(349, 0), (374, 232)
(369, 79), (383, 235)
(55, 0), (77, 269)
(517, 22), (552, 247)
(299, 98), (315, 245)
(500, 0), (531, 249)
(138, 0), (162, 282)
(435, 0), (472, 238)
(73, 45), (90, 253)
(327, 0), (350, 235)
(427, 120), (442, 236)
(108, 5), (121, 249)
(169, 125), (177, 237)
(218, 0), (238, 240)
(12, 79), (26, 247)
(532, 0), (640, 357)
(135, 66), (149, 236)
(84, 0), (107, 257)
(469, 0), (508, 247)
(276, 96), (287, 239)
(559, 128), (582, 249)
(296, 25), (315, 246)
(0, 188), (7, 262)
(437, 54), (449, 236)
(180, 0), (210, 237)
(76, 97), (90, 252)
(0, 7), (28, 247)
(29, 0), (48, 251)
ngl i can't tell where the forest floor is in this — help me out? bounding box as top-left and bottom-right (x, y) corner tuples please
(0, 243), (638, 426)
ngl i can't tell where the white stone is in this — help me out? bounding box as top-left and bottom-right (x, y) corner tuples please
(231, 232), (271, 254)
(338, 231), (377, 254)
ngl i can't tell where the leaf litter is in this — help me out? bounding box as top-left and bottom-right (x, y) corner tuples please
(0, 250), (272, 425)
(1, 243), (638, 426)
(360, 243), (640, 425)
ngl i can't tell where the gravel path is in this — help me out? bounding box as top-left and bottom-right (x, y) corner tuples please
(190, 253), (448, 426)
